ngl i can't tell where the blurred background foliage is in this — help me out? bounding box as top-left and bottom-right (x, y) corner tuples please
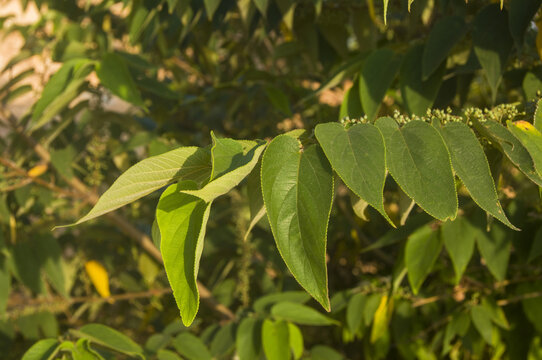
(1, 0), (542, 359)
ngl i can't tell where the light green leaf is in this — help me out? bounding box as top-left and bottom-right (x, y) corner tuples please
(73, 338), (103, 360)
(74, 324), (143, 356)
(182, 134), (266, 202)
(253, 0), (269, 16)
(385, 120), (457, 221)
(472, 5), (514, 101)
(96, 52), (145, 108)
(204, 0), (221, 20)
(157, 182), (212, 326)
(236, 318), (263, 360)
(72, 146), (211, 225)
(422, 16), (467, 80)
(441, 217), (476, 284)
(261, 135), (334, 310)
(253, 291), (311, 313)
(472, 118), (542, 186)
(346, 293), (367, 336)
(439, 121), (516, 229)
(262, 320), (290, 360)
(315, 122), (393, 226)
(405, 225), (443, 294)
(21, 339), (60, 360)
(508, 120), (542, 177)
(157, 349), (182, 360)
(400, 45), (445, 116)
(383, 0), (389, 25)
(288, 323), (304, 360)
(359, 49), (401, 121)
(476, 223), (510, 282)
(271, 302), (338, 326)
(470, 305), (493, 344)
(172, 332), (212, 360)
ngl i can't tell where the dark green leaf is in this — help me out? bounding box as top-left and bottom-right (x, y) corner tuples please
(441, 217), (476, 284)
(405, 225), (443, 294)
(529, 226), (542, 262)
(271, 302), (338, 326)
(210, 323), (236, 357)
(476, 224), (510, 282)
(236, 318), (263, 360)
(339, 79), (363, 120)
(0, 256), (9, 316)
(262, 320), (290, 360)
(346, 293), (366, 336)
(172, 332), (212, 360)
(519, 282), (542, 333)
(470, 305), (493, 344)
(509, 0), (541, 48)
(50, 146), (76, 179)
(265, 85), (292, 116)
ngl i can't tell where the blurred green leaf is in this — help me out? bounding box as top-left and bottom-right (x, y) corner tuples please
(262, 320), (290, 360)
(271, 302), (338, 326)
(172, 332), (212, 360)
(405, 225), (443, 294)
(74, 323), (143, 356)
(96, 53), (145, 108)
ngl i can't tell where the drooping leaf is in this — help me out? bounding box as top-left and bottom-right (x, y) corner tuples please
(441, 217), (476, 284)
(262, 320), (290, 360)
(72, 146), (211, 225)
(96, 52), (145, 108)
(472, 119), (542, 186)
(261, 135), (334, 310)
(182, 135), (266, 202)
(400, 44), (445, 116)
(476, 223), (511, 282)
(370, 295), (393, 343)
(508, 120), (542, 177)
(472, 5), (514, 101)
(346, 293), (367, 336)
(442, 312), (470, 356)
(339, 79), (363, 120)
(470, 305), (493, 344)
(253, 291), (311, 313)
(422, 16), (467, 80)
(481, 297), (509, 330)
(405, 225), (443, 294)
(236, 318), (263, 360)
(172, 332), (212, 360)
(265, 85), (292, 116)
(21, 339), (59, 360)
(271, 302), (338, 326)
(74, 324), (143, 356)
(156, 182), (212, 326)
(315, 122), (393, 225)
(385, 120), (457, 221)
(509, 0), (542, 48)
(439, 121), (516, 229)
(288, 323), (304, 359)
(359, 49), (402, 121)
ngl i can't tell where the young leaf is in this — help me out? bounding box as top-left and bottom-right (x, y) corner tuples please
(439, 121), (517, 229)
(470, 306), (493, 344)
(359, 49), (402, 121)
(157, 182), (212, 326)
(400, 44), (445, 116)
(441, 217), (476, 284)
(386, 120), (457, 221)
(405, 225), (443, 294)
(21, 339), (59, 360)
(508, 120), (542, 177)
(172, 332), (212, 360)
(315, 122), (393, 226)
(236, 318), (263, 360)
(261, 135), (334, 310)
(476, 223), (510, 282)
(472, 5), (514, 101)
(288, 323), (304, 360)
(74, 323), (143, 356)
(96, 52), (145, 108)
(182, 135), (266, 203)
(422, 16), (467, 80)
(262, 320), (290, 360)
(271, 302), (338, 326)
(72, 146), (211, 225)
(509, 0), (542, 48)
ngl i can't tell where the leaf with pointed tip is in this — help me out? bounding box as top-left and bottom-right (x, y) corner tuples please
(509, 0), (541, 48)
(438, 121), (517, 229)
(72, 146), (211, 225)
(253, 0), (269, 16)
(75, 323), (143, 356)
(261, 135), (333, 310)
(441, 217), (476, 284)
(476, 223), (510, 282)
(508, 120), (542, 177)
(471, 306), (493, 344)
(96, 53), (145, 108)
(204, 0), (220, 20)
(156, 182), (212, 326)
(473, 5), (514, 101)
(182, 134), (266, 203)
(359, 49), (402, 121)
(21, 339), (59, 360)
(271, 302), (338, 326)
(383, 0), (389, 25)
(422, 16), (467, 80)
(315, 122), (393, 226)
(262, 320), (290, 360)
(405, 225), (443, 294)
(385, 121), (457, 221)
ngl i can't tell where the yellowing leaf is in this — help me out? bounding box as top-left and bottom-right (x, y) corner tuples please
(370, 295), (393, 343)
(85, 260), (111, 298)
(28, 164), (48, 178)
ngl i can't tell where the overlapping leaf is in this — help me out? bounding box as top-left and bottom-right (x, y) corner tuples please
(405, 225), (443, 294)
(508, 120), (542, 177)
(441, 217), (476, 284)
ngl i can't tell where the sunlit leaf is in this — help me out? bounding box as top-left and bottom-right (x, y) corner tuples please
(85, 261), (110, 298)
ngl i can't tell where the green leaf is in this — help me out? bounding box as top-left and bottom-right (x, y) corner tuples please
(400, 44), (445, 116)
(385, 120), (457, 221)
(528, 226), (542, 263)
(359, 49), (402, 121)
(172, 332), (212, 360)
(253, 0), (269, 16)
(472, 118), (542, 186)
(470, 305), (493, 344)
(253, 291), (311, 313)
(96, 52), (145, 108)
(315, 122), (393, 226)
(74, 324), (143, 356)
(262, 320), (290, 360)
(442, 312), (470, 356)
(182, 135), (266, 202)
(509, 0), (541, 48)
(0, 256), (9, 316)
(21, 339), (60, 360)
(481, 297), (509, 330)
(50, 146), (76, 179)
(535, 98), (542, 132)
(405, 225), (443, 294)
(346, 293), (367, 336)
(441, 217), (476, 284)
(157, 349), (182, 360)
(523, 68), (542, 101)
(36, 236), (67, 297)
(72, 146), (211, 225)
(73, 338), (103, 360)
(236, 318), (263, 360)
(310, 345), (345, 360)
(261, 135), (334, 310)
(271, 302), (338, 326)
(204, 0), (221, 20)
(472, 5), (514, 101)
(210, 323), (236, 357)
(476, 223), (510, 282)
(422, 16), (467, 80)
(288, 323), (304, 359)
(156, 182), (212, 326)
(12, 240), (45, 294)
(519, 282), (542, 333)
(508, 120), (542, 177)
(439, 121), (516, 229)
(265, 85), (292, 116)
(339, 79), (363, 120)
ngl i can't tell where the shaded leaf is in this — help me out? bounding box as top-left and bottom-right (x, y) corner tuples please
(509, 0), (542, 48)
(172, 332), (212, 360)
(528, 226), (542, 262)
(441, 217), (476, 284)
(74, 324), (143, 356)
(471, 305), (493, 344)
(339, 79), (363, 120)
(253, 291), (311, 313)
(236, 318), (263, 360)
(508, 120), (542, 177)
(405, 225), (443, 294)
(346, 293), (367, 335)
(476, 223), (510, 282)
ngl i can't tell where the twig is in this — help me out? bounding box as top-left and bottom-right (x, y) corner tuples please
(497, 291), (542, 306)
